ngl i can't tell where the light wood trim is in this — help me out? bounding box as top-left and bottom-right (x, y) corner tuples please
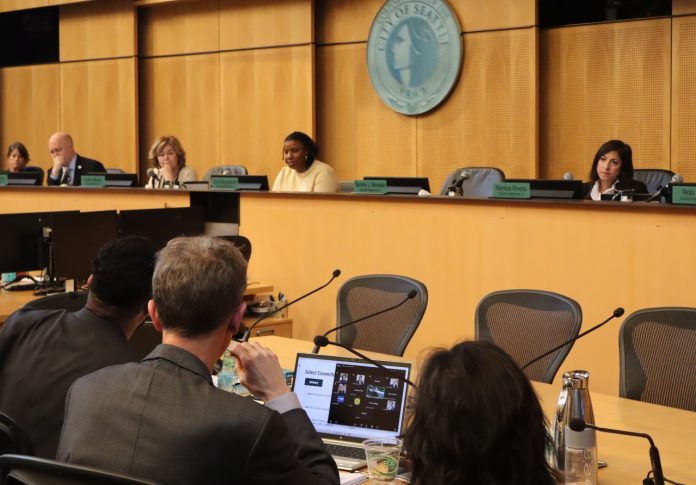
(0, 0), (47, 12)
(59, 58), (138, 173)
(673, 0), (696, 16)
(0, 64), (60, 173)
(671, 15), (696, 181)
(137, 0), (219, 57)
(219, 0), (312, 50)
(60, 0), (136, 61)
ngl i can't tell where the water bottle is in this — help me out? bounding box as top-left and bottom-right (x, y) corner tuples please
(564, 424), (597, 484)
(217, 353), (240, 392)
(552, 370), (595, 473)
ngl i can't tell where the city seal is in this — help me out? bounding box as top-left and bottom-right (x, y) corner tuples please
(367, 0), (462, 115)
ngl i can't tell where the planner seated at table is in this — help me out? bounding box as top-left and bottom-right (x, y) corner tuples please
(57, 236), (338, 485)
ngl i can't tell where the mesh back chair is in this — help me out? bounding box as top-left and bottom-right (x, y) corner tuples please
(440, 167), (505, 197)
(475, 290), (582, 383)
(633, 169), (675, 194)
(0, 413), (33, 456)
(0, 454), (160, 485)
(338, 180), (355, 193)
(23, 292), (88, 312)
(202, 165), (248, 182)
(619, 307), (696, 411)
(216, 235), (252, 262)
(336, 275), (427, 356)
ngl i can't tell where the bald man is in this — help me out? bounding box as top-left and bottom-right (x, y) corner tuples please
(46, 132), (106, 186)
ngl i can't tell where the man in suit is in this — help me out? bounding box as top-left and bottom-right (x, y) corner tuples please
(57, 236), (339, 485)
(0, 236), (156, 458)
(46, 132), (106, 186)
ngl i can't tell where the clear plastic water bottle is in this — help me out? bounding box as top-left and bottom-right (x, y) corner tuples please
(217, 353), (240, 392)
(564, 424), (597, 485)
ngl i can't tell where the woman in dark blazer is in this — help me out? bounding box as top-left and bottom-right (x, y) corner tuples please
(582, 140), (648, 200)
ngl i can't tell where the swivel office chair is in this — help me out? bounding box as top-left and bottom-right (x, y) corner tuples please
(0, 413), (33, 456)
(633, 169), (675, 194)
(440, 167), (505, 197)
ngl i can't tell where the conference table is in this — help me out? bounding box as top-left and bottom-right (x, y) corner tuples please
(259, 336), (696, 485)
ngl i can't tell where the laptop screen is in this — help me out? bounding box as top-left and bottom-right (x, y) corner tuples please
(292, 353), (411, 442)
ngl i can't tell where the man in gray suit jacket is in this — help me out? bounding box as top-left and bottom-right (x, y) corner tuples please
(57, 236), (339, 485)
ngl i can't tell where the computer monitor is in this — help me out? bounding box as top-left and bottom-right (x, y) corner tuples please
(363, 176), (430, 194)
(505, 179), (583, 199)
(0, 171), (43, 186)
(209, 175), (269, 191)
(0, 212), (51, 273)
(118, 206), (205, 250)
(50, 211), (119, 281)
(85, 172), (138, 187)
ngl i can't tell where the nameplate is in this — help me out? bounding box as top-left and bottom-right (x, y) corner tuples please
(211, 176), (240, 191)
(0, 173), (7, 186)
(671, 185), (696, 205)
(80, 175), (106, 188)
(354, 180), (388, 194)
(491, 182), (531, 199)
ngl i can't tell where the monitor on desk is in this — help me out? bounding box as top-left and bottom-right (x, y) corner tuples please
(119, 207), (205, 250)
(505, 179), (583, 199)
(0, 212), (51, 273)
(363, 176), (430, 194)
(50, 211), (119, 281)
(0, 171), (43, 186)
(209, 175), (269, 191)
(85, 172), (138, 187)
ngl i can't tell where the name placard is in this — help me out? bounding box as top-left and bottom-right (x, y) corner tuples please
(491, 182), (531, 199)
(80, 175), (106, 188)
(211, 176), (240, 191)
(671, 185), (696, 205)
(0, 173), (8, 186)
(354, 179), (388, 194)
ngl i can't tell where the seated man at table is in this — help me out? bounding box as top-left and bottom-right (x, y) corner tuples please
(57, 236), (339, 485)
(46, 132), (106, 186)
(0, 236), (156, 458)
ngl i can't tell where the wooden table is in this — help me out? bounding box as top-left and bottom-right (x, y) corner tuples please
(258, 336), (696, 485)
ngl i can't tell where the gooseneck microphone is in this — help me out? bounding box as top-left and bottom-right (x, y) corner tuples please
(311, 290), (418, 353)
(521, 307), (624, 370)
(313, 336), (417, 389)
(646, 174), (684, 203)
(146, 168), (161, 188)
(569, 418), (665, 485)
(241, 269), (341, 342)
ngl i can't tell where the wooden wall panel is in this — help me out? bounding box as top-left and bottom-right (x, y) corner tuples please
(220, 46), (313, 179)
(139, 54), (220, 179)
(0, 64), (60, 172)
(0, 0), (47, 12)
(673, 0), (696, 16)
(60, 0), (136, 61)
(316, 0), (536, 44)
(220, 0), (312, 50)
(60, 58), (138, 172)
(316, 43), (416, 182)
(540, 19), (671, 180)
(672, 16), (696, 182)
(138, 0), (219, 57)
(418, 28), (538, 190)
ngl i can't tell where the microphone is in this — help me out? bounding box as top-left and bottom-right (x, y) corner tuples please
(222, 168), (232, 175)
(311, 289), (418, 353)
(447, 170), (470, 196)
(59, 166), (69, 186)
(569, 418), (664, 485)
(241, 269), (341, 342)
(646, 174), (683, 203)
(521, 307), (624, 370)
(312, 336), (417, 389)
(562, 172), (574, 181)
(147, 168), (161, 188)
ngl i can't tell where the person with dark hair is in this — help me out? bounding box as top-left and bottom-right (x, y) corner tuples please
(57, 236), (339, 485)
(403, 341), (558, 485)
(272, 131), (338, 192)
(6, 142), (30, 172)
(582, 139), (647, 200)
(46, 132), (106, 186)
(144, 135), (197, 188)
(0, 236), (156, 458)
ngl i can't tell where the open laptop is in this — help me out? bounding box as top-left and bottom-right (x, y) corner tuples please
(292, 353), (412, 471)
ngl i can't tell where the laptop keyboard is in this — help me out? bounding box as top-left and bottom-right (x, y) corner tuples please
(326, 443), (365, 460)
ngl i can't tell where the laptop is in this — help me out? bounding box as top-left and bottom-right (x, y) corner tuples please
(292, 352), (412, 471)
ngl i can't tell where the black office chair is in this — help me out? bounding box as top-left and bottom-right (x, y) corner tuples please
(217, 235), (252, 262)
(633, 168), (675, 194)
(619, 307), (696, 411)
(440, 167), (505, 197)
(0, 454), (160, 485)
(23, 292), (88, 312)
(0, 413), (33, 456)
(202, 165), (248, 182)
(475, 290), (582, 383)
(335, 274), (428, 356)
